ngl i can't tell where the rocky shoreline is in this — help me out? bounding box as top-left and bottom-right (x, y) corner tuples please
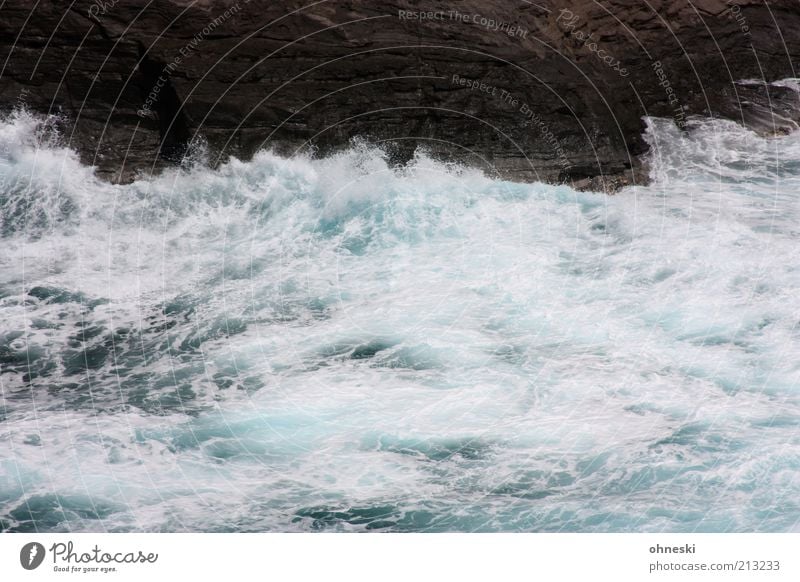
(2, 0), (799, 190)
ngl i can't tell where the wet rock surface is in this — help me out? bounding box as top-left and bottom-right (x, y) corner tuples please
(1, 0), (799, 189)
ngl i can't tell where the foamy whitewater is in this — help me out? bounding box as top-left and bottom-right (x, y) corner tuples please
(1, 109), (799, 532)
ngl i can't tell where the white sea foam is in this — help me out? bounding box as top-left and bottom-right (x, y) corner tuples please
(1, 111), (799, 532)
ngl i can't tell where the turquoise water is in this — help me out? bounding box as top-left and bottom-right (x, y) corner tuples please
(1, 111), (799, 532)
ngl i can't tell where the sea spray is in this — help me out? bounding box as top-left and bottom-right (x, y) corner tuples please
(1, 111), (800, 532)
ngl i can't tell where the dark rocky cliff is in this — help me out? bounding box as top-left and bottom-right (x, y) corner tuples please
(2, 0), (799, 189)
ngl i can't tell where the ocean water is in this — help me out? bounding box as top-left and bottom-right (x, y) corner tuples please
(1, 109), (799, 533)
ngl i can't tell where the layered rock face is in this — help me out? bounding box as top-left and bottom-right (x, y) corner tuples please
(1, 0), (799, 188)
